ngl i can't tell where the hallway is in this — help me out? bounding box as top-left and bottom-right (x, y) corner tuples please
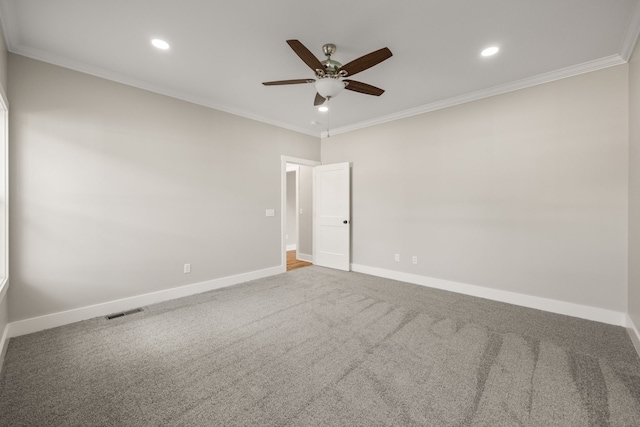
(286, 250), (312, 271)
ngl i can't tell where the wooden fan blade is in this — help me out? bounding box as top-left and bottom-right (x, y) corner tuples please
(343, 80), (385, 96)
(287, 40), (324, 72)
(314, 93), (326, 106)
(263, 79), (315, 86)
(340, 47), (392, 77)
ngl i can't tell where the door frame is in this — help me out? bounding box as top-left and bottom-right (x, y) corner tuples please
(280, 156), (321, 272)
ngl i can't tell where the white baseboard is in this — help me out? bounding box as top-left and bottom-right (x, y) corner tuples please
(626, 314), (640, 358)
(0, 282), (9, 373)
(4, 263), (630, 342)
(0, 322), (8, 373)
(286, 244), (297, 251)
(297, 252), (313, 263)
(7, 265), (284, 338)
(351, 264), (626, 326)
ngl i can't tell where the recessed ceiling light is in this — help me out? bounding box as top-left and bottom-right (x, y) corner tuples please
(481, 46), (499, 57)
(151, 39), (170, 50)
(318, 106), (329, 112)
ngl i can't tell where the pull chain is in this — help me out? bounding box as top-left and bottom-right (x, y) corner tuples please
(326, 100), (331, 138)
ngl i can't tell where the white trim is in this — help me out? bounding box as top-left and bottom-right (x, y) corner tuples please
(295, 168), (300, 255)
(0, 88), (8, 297)
(0, 47), (9, 373)
(0, 282), (11, 373)
(7, 265), (283, 338)
(324, 55), (627, 138)
(0, 277), (7, 313)
(2, 0), (631, 143)
(0, 321), (8, 374)
(296, 252), (313, 263)
(15, 43), (629, 142)
(351, 264), (626, 326)
(626, 315), (640, 358)
(286, 244), (297, 251)
(7, 44), (320, 138)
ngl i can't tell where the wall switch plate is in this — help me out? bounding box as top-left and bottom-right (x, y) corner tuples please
(299, 208), (303, 215)
(412, 256), (418, 264)
(184, 263), (191, 273)
(265, 209), (275, 217)
(395, 254), (400, 262)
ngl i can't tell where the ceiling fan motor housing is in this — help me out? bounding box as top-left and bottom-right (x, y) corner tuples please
(323, 59), (342, 74)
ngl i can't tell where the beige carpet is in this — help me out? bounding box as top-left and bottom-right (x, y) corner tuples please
(1, 266), (639, 426)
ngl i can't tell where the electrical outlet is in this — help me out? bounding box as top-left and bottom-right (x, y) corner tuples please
(394, 254), (400, 262)
(412, 256), (418, 264)
(184, 263), (191, 273)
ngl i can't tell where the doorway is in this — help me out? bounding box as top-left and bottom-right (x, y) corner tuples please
(281, 156), (321, 271)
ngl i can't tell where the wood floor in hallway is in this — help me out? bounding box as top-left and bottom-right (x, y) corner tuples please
(287, 250), (312, 271)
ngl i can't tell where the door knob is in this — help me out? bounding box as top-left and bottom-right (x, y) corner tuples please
(343, 220), (349, 224)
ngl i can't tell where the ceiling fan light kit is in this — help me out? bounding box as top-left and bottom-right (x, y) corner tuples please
(315, 78), (345, 99)
(262, 40), (392, 107)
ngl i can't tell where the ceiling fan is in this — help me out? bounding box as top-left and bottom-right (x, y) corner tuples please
(262, 40), (392, 106)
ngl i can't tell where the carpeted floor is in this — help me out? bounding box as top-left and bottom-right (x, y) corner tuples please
(1, 266), (639, 426)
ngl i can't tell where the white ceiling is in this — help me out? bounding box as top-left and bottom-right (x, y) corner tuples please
(1, 0), (639, 137)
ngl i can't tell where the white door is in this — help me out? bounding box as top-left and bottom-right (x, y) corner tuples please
(314, 162), (351, 271)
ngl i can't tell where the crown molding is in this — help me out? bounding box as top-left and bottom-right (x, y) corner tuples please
(3, 0), (635, 142)
(9, 44), (321, 138)
(5, 42), (629, 141)
(0, 0), (322, 137)
(325, 54), (627, 138)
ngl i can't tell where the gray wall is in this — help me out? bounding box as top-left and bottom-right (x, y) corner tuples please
(3, 43), (639, 330)
(7, 54), (320, 321)
(286, 170), (297, 248)
(630, 42), (640, 330)
(298, 165), (313, 257)
(323, 65), (629, 312)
